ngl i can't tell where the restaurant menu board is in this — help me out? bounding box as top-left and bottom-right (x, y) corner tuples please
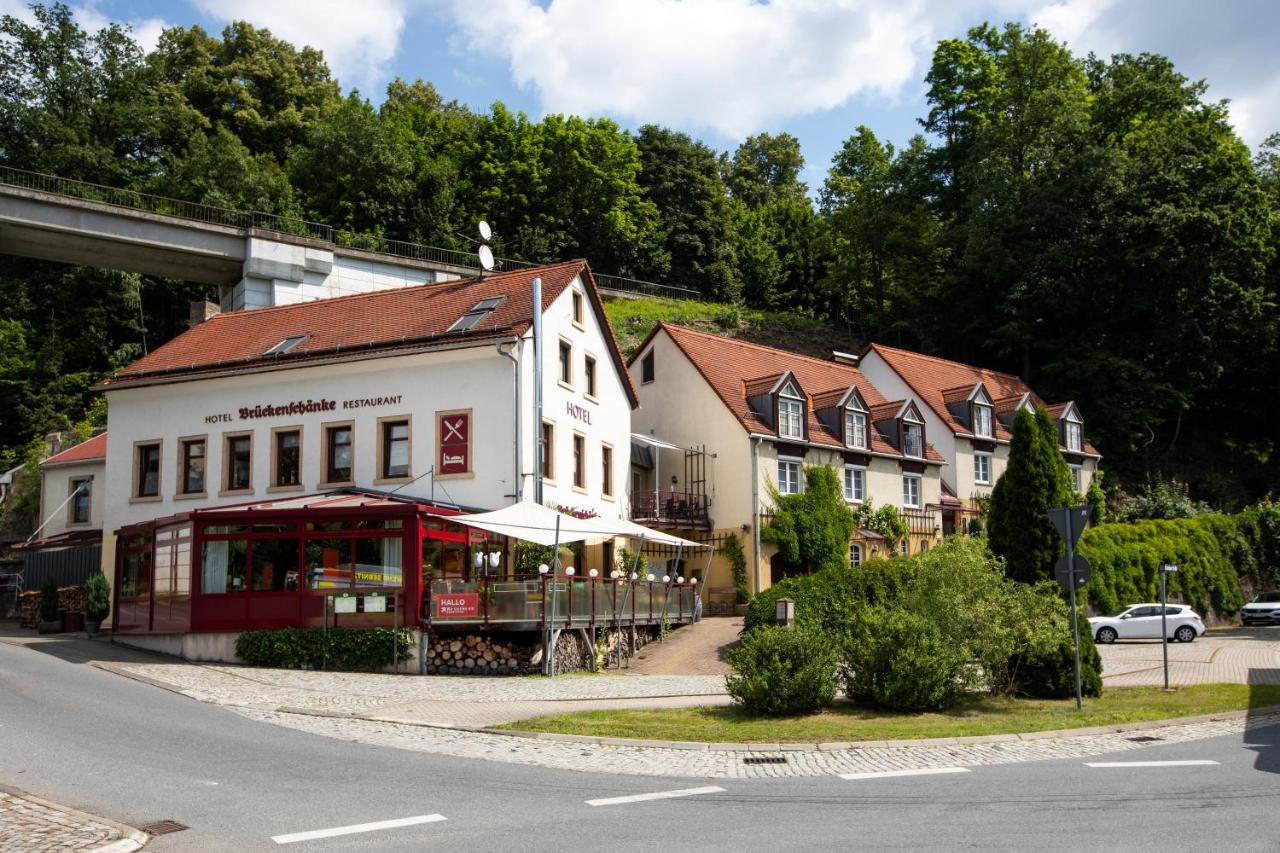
(334, 594), (357, 614)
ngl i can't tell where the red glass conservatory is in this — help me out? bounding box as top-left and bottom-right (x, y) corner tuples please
(112, 490), (499, 635)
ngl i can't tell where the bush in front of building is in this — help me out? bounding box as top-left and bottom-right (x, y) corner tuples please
(740, 538), (1104, 712)
(761, 465), (856, 576)
(38, 576), (61, 623)
(235, 627), (415, 671)
(1014, 610), (1103, 699)
(841, 607), (966, 711)
(725, 625), (837, 716)
(84, 572), (110, 624)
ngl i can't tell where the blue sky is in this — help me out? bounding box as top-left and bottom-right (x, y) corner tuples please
(7, 1), (1278, 192)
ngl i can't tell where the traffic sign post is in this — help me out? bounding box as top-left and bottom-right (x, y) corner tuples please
(1048, 504), (1091, 710)
(1160, 564), (1179, 691)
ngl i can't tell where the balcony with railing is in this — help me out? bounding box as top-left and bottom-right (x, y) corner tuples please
(629, 491), (711, 530)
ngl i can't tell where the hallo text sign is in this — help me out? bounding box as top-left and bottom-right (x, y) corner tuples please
(436, 593), (479, 618)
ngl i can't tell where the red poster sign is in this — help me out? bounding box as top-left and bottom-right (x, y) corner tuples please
(438, 411), (470, 474)
(436, 592), (479, 618)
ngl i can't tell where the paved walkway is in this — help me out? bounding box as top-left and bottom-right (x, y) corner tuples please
(627, 616), (742, 675)
(0, 784), (144, 853)
(1099, 627), (1280, 686)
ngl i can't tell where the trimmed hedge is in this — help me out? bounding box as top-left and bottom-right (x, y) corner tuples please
(235, 627), (415, 671)
(1078, 516), (1247, 619)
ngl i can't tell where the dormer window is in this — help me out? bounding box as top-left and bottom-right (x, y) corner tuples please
(903, 421), (924, 458)
(844, 408), (867, 449)
(973, 403), (993, 438)
(1065, 419), (1083, 452)
(777, 382), (804, 439)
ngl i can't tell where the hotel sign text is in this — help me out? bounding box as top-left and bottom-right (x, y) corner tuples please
(204, 395), (405, 424)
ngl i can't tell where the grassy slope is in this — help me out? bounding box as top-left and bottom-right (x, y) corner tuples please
(497, 684), (1280, 743)
(601, 294), (858, 361)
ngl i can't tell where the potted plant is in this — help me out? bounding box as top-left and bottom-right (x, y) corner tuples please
(85, 572), (110, 635)
(37, 576), (61, 634)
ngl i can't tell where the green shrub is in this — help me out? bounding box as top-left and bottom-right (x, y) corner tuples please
(720, 533), (750, 603)
(1014, 610), (1103, 699)
(726, 626), (837, 716)
(841, 607), (965, 711)
(235, 627), (414, 671)
(84, 572), (110, 622)
(38, 576), (60, 622)
(761, 465), (856, 575)
(1235, 501), (1280, 589)
(1078, 516), (1246, 618)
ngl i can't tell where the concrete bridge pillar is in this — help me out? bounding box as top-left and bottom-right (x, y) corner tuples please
(221, 236), (335, 310)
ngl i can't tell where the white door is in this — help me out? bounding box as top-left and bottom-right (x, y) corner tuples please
(1120, 606), (1162, 639)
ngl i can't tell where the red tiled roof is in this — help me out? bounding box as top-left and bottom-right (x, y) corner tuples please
(865, 343), (1098, 455)
(1045, 402), (1071, 419)
(810, 387), (852, 411)
(744, 372), (787, 398)
(941, 383), (979, 405)
(651, 324), (944, 463)
(40, 432), (107, 467)
(94, 262), (638, 408)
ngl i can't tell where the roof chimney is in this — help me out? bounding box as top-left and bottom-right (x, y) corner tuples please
(189, 298), (220, 328)
(831, 350), (860, 366)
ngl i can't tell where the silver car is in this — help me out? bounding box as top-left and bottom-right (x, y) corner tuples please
(1089, 603), (1205, 644)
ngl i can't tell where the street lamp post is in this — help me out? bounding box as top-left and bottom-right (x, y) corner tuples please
(1160, 563), (1179, 691)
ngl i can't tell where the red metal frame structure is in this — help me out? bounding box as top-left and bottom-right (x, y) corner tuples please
(113, 491), (478, 635)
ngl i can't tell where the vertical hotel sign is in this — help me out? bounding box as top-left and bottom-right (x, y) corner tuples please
(438, 410), (471, 475)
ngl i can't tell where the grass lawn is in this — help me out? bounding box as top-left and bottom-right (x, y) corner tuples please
(497, 684), (1280, 743)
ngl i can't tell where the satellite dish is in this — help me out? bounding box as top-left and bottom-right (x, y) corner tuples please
(478, 220), (493, 242)
(477, 244), (495, 271)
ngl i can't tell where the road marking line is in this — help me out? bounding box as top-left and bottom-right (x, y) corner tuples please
(1084, 760), (1220, 768)
(586, 786), (725, 806)
(272, 814), (446, 844)
(839, 767), (971, 781)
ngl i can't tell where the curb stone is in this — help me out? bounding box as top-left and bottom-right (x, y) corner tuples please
(0, 783), (148, 853)
(478, 704), (1280, 753)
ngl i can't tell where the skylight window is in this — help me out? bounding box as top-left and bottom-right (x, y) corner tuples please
(265, 335), (308, 356)
(447, 296), (507, 333)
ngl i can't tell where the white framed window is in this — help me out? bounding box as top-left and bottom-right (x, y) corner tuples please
(974, 404), (993, 438)
(844, 409), (867, 449)
(903, 422), (923, 458)
(1070, 464), (1082, 493)
(778, 397), (804, 439)
(849, 542), (863, 566)
(843, 466), (865, 503)
(899, 539), (909, 556)
(1065, 420), (1083, 452)
(778, 459), (802, 495)
(902, 474), (921, 508)
(974, 453), (991, 485)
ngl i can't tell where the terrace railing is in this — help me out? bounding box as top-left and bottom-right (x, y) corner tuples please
(424, 576), (698, 630)
(0, 164), (705, 300)
(629, 491), (711, 530)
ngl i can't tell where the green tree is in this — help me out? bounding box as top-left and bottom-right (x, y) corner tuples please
(988, 407), (1075, 583)
(148, 20), (340, 164)
(635, 124), (739, 298)
(726, 132), (808, 208)
(762, 465), (857, 575)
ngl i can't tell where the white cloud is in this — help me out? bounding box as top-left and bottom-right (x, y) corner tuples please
(193, 0), (415, 93)
(1024, 0), (1114, 48)
(72, 2), (166, 51)
(440, 0), (939, 137)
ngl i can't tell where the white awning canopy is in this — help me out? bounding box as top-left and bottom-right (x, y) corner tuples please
(453, 500), (709, 550)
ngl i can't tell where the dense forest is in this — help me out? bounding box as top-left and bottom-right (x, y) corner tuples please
(1, 4), (1277, 508)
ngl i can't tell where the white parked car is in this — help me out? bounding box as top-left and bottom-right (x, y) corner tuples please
(1089, 604), (1205, 644)
(1240, 591), (1280, 626)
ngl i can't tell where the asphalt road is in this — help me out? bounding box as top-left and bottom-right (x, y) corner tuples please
(3, 640), (1280, 852)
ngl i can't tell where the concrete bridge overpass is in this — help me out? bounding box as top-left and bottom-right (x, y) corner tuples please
(0, 165), (700, 310)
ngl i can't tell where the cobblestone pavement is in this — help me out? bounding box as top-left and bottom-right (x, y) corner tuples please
(0, 785), (141, 852)
(232, 706), (1280, 779)
(626, 616), (742, 675)
(112, 660), (726, 716)
(1099, 628), (1280, 686)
